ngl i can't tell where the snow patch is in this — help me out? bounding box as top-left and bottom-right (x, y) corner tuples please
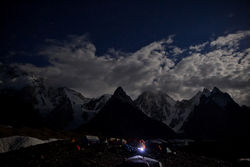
(0, 136), (58, 153)
(64, 88), (91, 129)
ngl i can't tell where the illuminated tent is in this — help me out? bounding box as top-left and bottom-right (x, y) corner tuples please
(120, 155), (162, 167)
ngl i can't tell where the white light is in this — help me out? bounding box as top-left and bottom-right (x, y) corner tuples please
(138, 147), (145, 152)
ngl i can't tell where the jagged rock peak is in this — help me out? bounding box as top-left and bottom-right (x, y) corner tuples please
(202, 88), (210, 93)
(201, 88), (211, 97)
(113, 87), (133, 102)
(212, 86), (222, 94)
(114, 86), (127, 96)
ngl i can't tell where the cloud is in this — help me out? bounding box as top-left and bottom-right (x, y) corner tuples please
(169, 46), (185, 56)
(210, 30), (250, 49)
(18, 30), (250, 106)
(19, 36), (175, 98)
(189, 42), (208, 52)
(166, 34), (175, 44)
(158, 31), (250, 105)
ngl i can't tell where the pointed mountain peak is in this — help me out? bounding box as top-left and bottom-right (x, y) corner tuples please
(189, 88), (211, 106)
(113, 87), (133, 103)
(191, 88), (210, 101)
(202, 88), (210, 93)
(202, 88), (211, 97)
(207, 87), (237, 108)
(212, 87), (222, 94)
(114, 86), (126, 96)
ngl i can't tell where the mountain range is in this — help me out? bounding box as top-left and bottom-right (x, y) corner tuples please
(83, 87), (175, 138)
(0, 64), (249, 139)
(135, 87), (250, 139)
(0, 64), (110, 129)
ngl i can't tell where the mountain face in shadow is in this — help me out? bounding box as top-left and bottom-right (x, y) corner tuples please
(0, 64), (110, 130)
(84, 87), (176, 138)
(0, 87), (74, 129)
(182, 87), (250, 140)
(0, 88), (43, 127)
(135, 87), (250, 140)
(134, 88), (214, 132)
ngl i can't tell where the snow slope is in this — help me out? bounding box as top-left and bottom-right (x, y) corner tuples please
(0, 136), (58, 153)
(63, 88), (91, 129)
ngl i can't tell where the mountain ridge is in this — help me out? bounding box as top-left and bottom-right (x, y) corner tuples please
(84, 87), (176, 138)
(135, 87), (250, 139)
(0, 64), (110, 129)
(1, 64), (249, 140)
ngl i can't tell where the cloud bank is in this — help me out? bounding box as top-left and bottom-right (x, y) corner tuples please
(19, 31), (250, 106)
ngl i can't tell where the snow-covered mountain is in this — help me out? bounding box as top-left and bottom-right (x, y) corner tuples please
(0, 64), (110, 129)
(85, 87), (175, 138)
(1, 64), (249, 139)
(134, 89), (204, 132)
(135, 91), (176, 126)
(182, 87), (250, 139)
(135, 87), (250, 135)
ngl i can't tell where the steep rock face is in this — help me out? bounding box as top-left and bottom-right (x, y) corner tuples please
(63, 88), (90, 129)
(83, 94), (111, 111)
(171, 88), (211, 132)
(0, 64), (109, 129)
(85, 87), (175, 138)
(135, 87), (250, 138)
(182, 87), (250, 139)
(0, 87), (43, 127)
(134, 89), (206, 132)
(0, 64), (73, 128)
(135, 91), (175, 125)
(0, 84), (77, 129)
(80, 94), (111, 127)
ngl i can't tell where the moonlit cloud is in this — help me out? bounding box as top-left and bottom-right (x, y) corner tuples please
(210, 30), (250, 49)
(166, 34), (175, 44)
(170, 46), (185, 56)
(19, 35), (175, 98)
(189, 42), (208, 52)
(18, 31), (250, 106)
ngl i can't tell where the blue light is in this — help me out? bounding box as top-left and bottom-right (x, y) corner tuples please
(138, 147), (145, 152)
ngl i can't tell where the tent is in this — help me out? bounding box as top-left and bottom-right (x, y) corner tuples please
(145, 139), (169, 154)
(82, 135), (100, 146)
(120, 155), (162, 167)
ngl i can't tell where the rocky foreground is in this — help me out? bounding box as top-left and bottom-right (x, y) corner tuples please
(0, 139), (232, 167)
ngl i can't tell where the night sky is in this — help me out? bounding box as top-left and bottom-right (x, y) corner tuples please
(1, 0), (250, 105)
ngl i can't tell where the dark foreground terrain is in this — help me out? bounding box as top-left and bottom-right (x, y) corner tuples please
(0, 139), (232, 167)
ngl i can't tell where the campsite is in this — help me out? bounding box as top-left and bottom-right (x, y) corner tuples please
(0, 126), (236, 167)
